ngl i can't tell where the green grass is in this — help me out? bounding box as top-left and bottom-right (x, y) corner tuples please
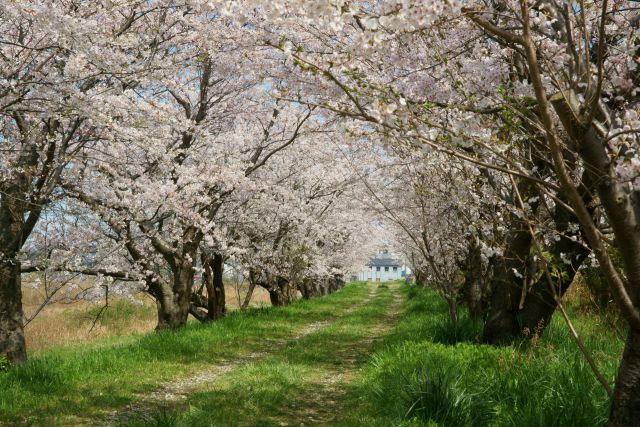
(3, 283), (621, 426)
(343, 286), (623, 427)
(0, 283), (373, 425)
(137, 283), (397, 426)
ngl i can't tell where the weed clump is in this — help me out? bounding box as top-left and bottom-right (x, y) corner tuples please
(0, 355), (9, 373)
(400, 367), (491, 427)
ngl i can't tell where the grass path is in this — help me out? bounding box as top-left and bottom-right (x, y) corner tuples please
(4, 283), (621, 426)
(105, 284), (383, 425)
(0, 282), (407, 426)
(137, 283), (404, 426)
(276, 284), (404, 426)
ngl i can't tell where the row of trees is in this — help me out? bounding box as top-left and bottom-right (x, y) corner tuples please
(0, 2), (378, 366)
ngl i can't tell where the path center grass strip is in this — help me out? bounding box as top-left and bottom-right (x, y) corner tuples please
(0, 283), (372, 425)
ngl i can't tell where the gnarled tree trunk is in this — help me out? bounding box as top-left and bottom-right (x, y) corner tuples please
(269, 276), (292, 306)
(298, 278), (318, 300)
(210, 253), (226, 319)
(154, 260), (194, 330)
(481, 209), (533, 344)
(200, 252), (226, 320)
(461, 235), (486, 320)
(0, 259), (26, 364)
(518, 177), (592, 335)
(482, 162), (593, 344)
(609, 329), (640, 426)
(0, 181), (30, 364)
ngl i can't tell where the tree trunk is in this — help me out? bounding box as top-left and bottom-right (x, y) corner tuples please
(269, 276), (291, 306)
(329, 274), (345, 293)
(0, 182), (30, 364)
(155, 261), (193, 330)
(198, 252), (226, 320)
(414, 269), (428, 287)
(298, 279), (315, 300)
(462, 235), (486, 320)
(319, 279), (329, 296)
(155, 290), (190, 329)
(481, 213), (532, 344)
(517, 248), (586, 337)
(241, 281), (256, 310)
(446, 296), (459, 326)
(209, 253), (226, 320)
(518, 206), (591, 336)
(484, 163), (593, 343)
(0, 258), (27, 364)
(609, 329), (640, 426)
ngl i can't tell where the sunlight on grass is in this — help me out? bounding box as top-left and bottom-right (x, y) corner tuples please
(4, 283), (616, 426)
(0, 283), (372, 424)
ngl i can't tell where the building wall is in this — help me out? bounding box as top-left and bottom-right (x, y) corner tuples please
(357, 265), (408, 282)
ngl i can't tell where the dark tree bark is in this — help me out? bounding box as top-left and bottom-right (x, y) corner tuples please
(209, 253), (226, 320)
(298, 278), (318, 300)
(414, 268), (428, 287)
(481, 189), (534, 344)
(269, 276), (292, 306)
(194, 252), (226, 321)
(518, 175), (593, 335)
(446, 296), (459, 327)
(0, 259), (26, 364)
(461, 235), (486, 320)
(319, 278), (329, 295)
(483, 169), (592, 344)
(329, 274), (345, 293)
(481, 144), (594, 344)
(154, 259), (194, 330)
(609, 330), (640, 426)
(0, 118), (75, 363)
(0, 164), (36, 364)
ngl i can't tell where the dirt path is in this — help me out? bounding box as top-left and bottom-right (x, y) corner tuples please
(101, 285), (381, 426)
(273, 283), (404, 426)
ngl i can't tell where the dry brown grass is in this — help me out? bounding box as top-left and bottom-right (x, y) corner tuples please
(563, 273), (591, 306)
(224, 281), (272, 310)
(23, 291), (157, 353)
(23, 281), (273, 354)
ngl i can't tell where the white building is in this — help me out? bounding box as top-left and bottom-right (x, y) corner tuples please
(356, 250), (410, 282)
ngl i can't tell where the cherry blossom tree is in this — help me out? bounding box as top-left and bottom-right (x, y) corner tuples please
(0, 0), (173, 364)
